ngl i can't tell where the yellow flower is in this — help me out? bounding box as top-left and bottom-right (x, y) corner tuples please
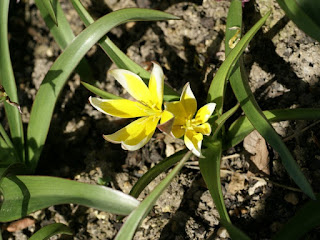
(165, 83), (216, 157)
(89, 62), (173, 151)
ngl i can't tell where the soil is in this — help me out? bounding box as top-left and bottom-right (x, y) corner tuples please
(2, 0), (320, 239)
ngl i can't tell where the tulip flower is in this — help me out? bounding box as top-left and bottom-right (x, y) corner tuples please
(89, 63), (173, 150)
(165, 83), (216, 157)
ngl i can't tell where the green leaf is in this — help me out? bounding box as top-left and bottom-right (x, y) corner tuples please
(0, 123), (18, 163)
(70, 0), (179, 101)
(34, 0), (95, 86)
(26, 8), (180, 171)
(29, 223), (72, 240)
(272, 194), (320, 240)
(229, 28), (315, 199)
(41, 0), (58, 26)
(34, 0), (74, 49)
(115, 151), (192, 240)
(206, 0), (243, 116)
(0, 175), (140, 222)
(0, 0), (24, 163)
(81, 81), (121, 100)
(199, 139), (230, 223)
(129, 149), (187, 198)
(225, 108), (320, 149)
(277, 0), (320, 42)
(210, 103), (239, 142)
(0, 163), (26, 185)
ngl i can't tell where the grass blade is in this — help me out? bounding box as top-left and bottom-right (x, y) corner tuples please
(81, 81), (121, 100)
(225, 108), (320, 149)
(29, 223), (72, 240)
(129, 149), (187, 198)
(0, 0), (24, 162)
(26, 8), (180, 171)
(229, 46), (315, 199)
(70, 0), (179, 101)
(41, 0), (58, 26)
(229, 55), (315, 199)
(206, 0), (243, 116)
(272, 194), (320, 240)
(211, 103), (239, 141)
(199, 139), (230, 223)
(70, 0), (150, 81)
(115, 151), (192, 240)
(0, 175), (140, 222)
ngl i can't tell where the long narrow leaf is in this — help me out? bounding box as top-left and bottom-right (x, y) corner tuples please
(115, 151), (192, 240)
(272, 194), (320, 240)
(210, 103), (239, 142)
(29, 223), (72, 240)
(26, 9), (180, 171)
(0, 0), (24, 162)
(41, 0), (58, 26)
(70, 0), (150, 81)
(199, 139), (230, 223)
(70, 0), (179, 101)
(81, 81), (121, 100)
(0, 175), (140, 222)
(206, 0), (244, 116)
(229, 44), (315, 199)
(129, 149), (187, 198)
(225, 108), (320, 149)
(35, 0), (95, 86)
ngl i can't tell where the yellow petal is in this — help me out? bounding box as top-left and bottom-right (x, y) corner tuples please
(149, 62), (164, 110)
(171, 125), (185, 139)
(180, 82), (197, 119)
(193, 122), (212, 136)
(89, 97), (153, 118)
(159, 110), (174, 124)
(184, 129), (203, 157)
(165, 101), (187, 125)
(103, 116), (159, 151)
(108, 69), (153, 107)
(194, 103), (216, 125)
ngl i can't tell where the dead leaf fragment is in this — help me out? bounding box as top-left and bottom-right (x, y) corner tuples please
(227, 172), (246, 195)
(243, 130), (270, 175)
(6, 218), (35, 232)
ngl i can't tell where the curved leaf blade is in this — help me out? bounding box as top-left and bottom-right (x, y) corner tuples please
(70, 0), (179, 100)
(0, 0), (24, 162)
(200, 139), (230, 223)
(29, 223), (72, 240)
(26, 8), (180, 171)
(115, 151), (192, 240)
(0, 175), (139, 222)
(206, 2), (267, 116)
(225, 108), (320, 149)
(129, 149), (187, 198)
(41, 0), (58, 26)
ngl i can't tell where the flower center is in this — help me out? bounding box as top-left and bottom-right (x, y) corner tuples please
(185, 119), (196, 131)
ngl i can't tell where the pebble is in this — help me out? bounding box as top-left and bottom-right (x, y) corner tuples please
(217, 227), (229, 238)
(284, 192), (299, 205)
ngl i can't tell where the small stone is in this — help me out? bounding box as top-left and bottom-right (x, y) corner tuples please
(217, 227), (229, 238)
(284, 192), (299, 205)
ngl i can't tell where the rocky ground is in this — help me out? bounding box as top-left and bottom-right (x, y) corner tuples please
(2, 0), (320, 239)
